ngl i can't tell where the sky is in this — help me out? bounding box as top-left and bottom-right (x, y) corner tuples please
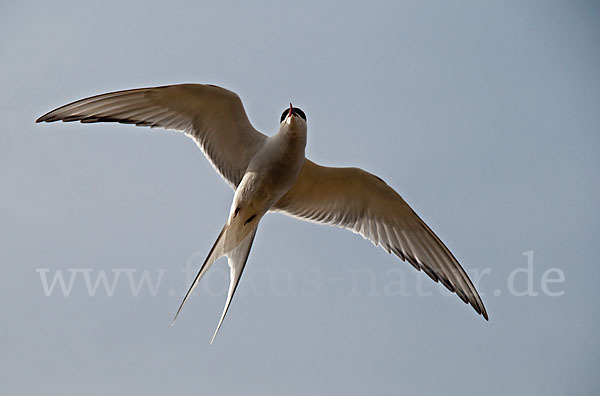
(1, 0), (599, 395)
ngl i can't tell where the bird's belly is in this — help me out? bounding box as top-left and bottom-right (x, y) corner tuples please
(245, 156), (303, 206)
(245, 138), (305, 201)
(224, 131), (306, 250)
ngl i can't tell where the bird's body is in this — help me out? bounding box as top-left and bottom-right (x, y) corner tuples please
(233, 114), (307, 230)
(36, 83), (488, 342)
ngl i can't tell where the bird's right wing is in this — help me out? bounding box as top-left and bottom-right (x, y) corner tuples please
(273, 160), (488, 320)
(36, 84), (267, 188)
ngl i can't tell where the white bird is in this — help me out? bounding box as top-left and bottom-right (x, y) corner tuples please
(36, 83), (488, 342)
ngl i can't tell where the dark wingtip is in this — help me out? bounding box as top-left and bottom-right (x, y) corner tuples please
(36, 112), (54, 123)
(481, 308), (489, 321)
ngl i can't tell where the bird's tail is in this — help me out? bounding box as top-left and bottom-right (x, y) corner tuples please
(211, 227), (257, 343)
(171, 223), (258, 344)
(172, 225), (227, 325)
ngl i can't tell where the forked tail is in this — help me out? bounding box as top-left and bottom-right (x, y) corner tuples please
(171, 224), (258, 344)
(211, 227), (257, 343)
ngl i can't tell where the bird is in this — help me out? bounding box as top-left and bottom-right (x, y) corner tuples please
(36, 83), (488, 342)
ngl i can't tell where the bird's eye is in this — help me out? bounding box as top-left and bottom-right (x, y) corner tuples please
(280, 107), (307, 123)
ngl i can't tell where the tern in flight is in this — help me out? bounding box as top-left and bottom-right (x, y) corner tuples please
(37, 84), (488, 342)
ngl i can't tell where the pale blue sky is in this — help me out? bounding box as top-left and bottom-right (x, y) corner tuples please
(1, 1), (599, 395)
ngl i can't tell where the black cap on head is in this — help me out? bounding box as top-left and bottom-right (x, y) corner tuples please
(280, 106), (306, 123)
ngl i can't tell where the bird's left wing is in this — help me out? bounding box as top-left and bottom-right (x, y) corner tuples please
(273, 160), (488, 320)
(36, 84), (267, 188)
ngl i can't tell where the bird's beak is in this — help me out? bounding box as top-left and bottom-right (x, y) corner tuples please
(288, 103), (295, 118)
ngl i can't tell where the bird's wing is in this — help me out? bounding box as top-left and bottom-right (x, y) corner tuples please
(36, 84), (267, 188)
(273, 159), (488, 320)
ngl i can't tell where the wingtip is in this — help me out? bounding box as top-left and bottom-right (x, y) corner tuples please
(482, 309), (489, 321)
(35, 113), (55, 123)
(477, 297), (489, 321)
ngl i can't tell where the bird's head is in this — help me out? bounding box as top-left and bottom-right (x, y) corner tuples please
(280, 103), (307, 132)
